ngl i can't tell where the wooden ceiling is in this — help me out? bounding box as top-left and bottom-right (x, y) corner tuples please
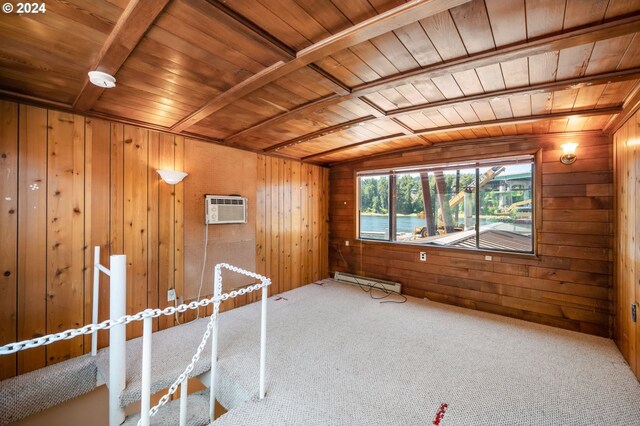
(1, 0), (640, 165)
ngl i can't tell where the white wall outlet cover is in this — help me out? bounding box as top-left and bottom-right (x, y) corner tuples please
(485, 255), (492, 261)
(420, 252), (427, 261)
(167, 289), (176, 301)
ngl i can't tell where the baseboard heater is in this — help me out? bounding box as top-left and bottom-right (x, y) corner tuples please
(334, 272), (402, 294)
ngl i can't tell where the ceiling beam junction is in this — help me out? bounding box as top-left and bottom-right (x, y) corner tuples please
(170, 0), (472, 132)
(226, 14), (640, 145)
(264, 68), (640, 152)
(301, 106), (623, 161)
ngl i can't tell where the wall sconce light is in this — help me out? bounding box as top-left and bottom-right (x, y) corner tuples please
(560, 143), (578, 165)
(157, 170), (188, 184)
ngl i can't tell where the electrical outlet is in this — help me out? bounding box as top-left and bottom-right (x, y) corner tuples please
(167, 289), (176, 302)
(345, 240), (350, 246)
(419, 252), (427, 261)
(485, 255), (492, 261)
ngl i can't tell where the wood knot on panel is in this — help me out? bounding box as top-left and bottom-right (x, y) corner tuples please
(73, 207), (81, 214)
(54, 190), (61, 196)
(3, 270), (10, 277)
(8, 209), (15, 214)
(0, 153), (6, 159)
(125, 139), (133, 144)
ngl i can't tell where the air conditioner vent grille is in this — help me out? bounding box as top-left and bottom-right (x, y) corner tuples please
(205, 195), (247, 224)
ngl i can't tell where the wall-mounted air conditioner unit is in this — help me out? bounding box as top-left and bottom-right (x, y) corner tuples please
(205, 195), (247, 224)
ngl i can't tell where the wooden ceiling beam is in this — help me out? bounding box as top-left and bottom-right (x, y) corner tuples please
(206, 0), (351, 97)
(170, 0), (471, 133)
(265, 68), (640, 152)
(228, 13), (640, 144)
(300, 106), (623, 161)
(306, 64), (352, 96)
(264, 116), (377, 152)
(327, 131), (605, 166)
(203, 0), (296, 59)
(73, 0), (170, 111)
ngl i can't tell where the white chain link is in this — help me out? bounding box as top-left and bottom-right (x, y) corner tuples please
(1, 263), (271, 426)
(0, 266), (271, 356)
(140, 264), (270, 424)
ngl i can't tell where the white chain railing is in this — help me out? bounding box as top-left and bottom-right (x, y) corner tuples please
(0, 282), (265, 356)
(141, 279), (269, 424)
(0, 254), (271, 426)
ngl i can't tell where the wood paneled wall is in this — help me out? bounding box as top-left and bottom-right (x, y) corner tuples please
(330, 134), (614, 337)
(613, 111), (640, 380)
(256, 155), (329, 297)
(0, 100), (330, 380)
(0, 100), (185, 379)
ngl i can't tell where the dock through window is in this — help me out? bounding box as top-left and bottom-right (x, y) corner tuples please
(357, 155), (534, 254)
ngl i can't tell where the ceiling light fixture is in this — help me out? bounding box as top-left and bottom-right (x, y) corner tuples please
(157, 170), (188, 184)
(88, 71), (116, 88)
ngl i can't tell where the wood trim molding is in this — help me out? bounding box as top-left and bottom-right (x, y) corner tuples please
(73, 0), (170, 111)
(227, 14), (640, 143)
(265, 68), (640, 152)
(604, 81), (640, 134)
(170, 0), (471, 132)
(301, 107), (622, 161)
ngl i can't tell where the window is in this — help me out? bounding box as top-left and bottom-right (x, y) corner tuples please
(357, 156), (534, 254)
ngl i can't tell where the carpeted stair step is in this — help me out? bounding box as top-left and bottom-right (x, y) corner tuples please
(0, 354), (97, 425)
(122, 389), (211, 426)
(96, 317), (213, 407)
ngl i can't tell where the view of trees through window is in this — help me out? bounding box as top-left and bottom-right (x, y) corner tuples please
(358, 158), (534, 253)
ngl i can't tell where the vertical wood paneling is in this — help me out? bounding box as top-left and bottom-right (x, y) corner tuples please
(123, 126), (148, 339)
(256, 155), (267, 304)
(158, 133), (176, 330)
(0, 100), (18, 379)
(255, 157), (329, 295)
(283, 160), (292, 293)
(174, 136), (185, 324)
(46, 110), (85, 364)
(17, 105), (47, 373)
(614, 109), (640, 380)
(270, 157), (280, 295)
(111, 123), (125, 254)
(291, 161), (301, 290)
(147, 131), (160, 332)
(300, 163), (310, 285)
(265, 157), (274, 296)
(2, 100), (327, 378)
(83, 118), (111, 351)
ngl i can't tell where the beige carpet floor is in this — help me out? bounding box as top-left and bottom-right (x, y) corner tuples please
(207, 279), (640, 425)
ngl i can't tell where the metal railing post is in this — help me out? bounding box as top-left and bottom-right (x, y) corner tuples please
(140, 314), (153, 426)
(91, 246), (101, 357)
(209, 265), (221, 421)
(179, 378), (188, 426)
(109, 254), (127, 426)
(259, 284), (267, 399)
